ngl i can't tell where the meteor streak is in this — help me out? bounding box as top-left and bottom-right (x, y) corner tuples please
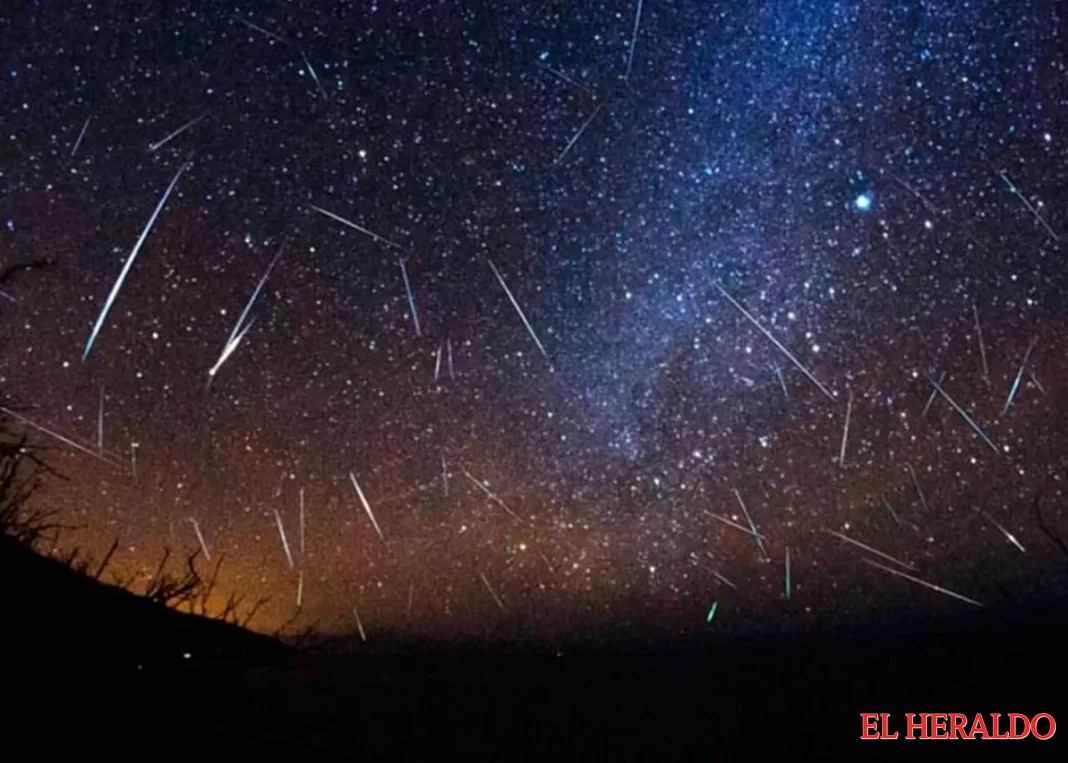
(487, 259), (548, 360)
(273, 508), (295, 569)
(349, 471), (385, 541)
(148, 114), (205, 153)
(824, 528), (916, 570)
(308, 204), (402, 249)
(83, 158), (191, 360)
(398, 258), (421, 336)
(860, 557), (984, 608)
(714, 283), (836, 402)
(208, 241), (287, 382)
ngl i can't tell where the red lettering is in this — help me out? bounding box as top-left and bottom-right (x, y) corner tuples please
(905, 713), (927, 740)
(1031, 713), (1056, 740)
(968, 713), (990, 738)
(869, 712), (1055, 741)
(928, 713), (948, 739)
(948, 713), (969, 739)
(1008, 713), (1030, 739)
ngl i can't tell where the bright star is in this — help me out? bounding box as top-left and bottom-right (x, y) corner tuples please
(854, 192), (873, 211)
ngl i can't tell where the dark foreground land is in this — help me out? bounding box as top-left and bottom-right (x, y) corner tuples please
(4, 534), (1065, 758)
(214, 615), (1065, 759)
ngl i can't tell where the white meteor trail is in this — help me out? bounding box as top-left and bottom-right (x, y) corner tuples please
(83, 158), (191, 360)
(398, 258), (421, 336)
(838, 389), (853, 467)
(479, 571), (507, 612)
(537, 62), (591, 93)
(208, 241), (287, 382)
(885, 170), (942, 215)
(188, 517), (211, 562)
(349, 471), (384, 541)
(298, 487), (306, 558)
(225, 243), (287, 351)
(823, 528), (915, 570)
(711, 569), (737, 590)
(714, 283), (836, 402)
(434, 341), (443, 382)
(352, 606), (368, 641)
(773, 365), (789, 401)
(972, 303), (989, 385)
(1000, 171), (1059, 241)
(553, 101), (604, 166)
(734, 489), (768, 559)
(273, 508), (295, 569)
(703, 511), (769, 543)
(71, 116), (91, 157)
(881, 495), (902, 528)
(148, 114), (205, 153)
(461, 466), (524, 522)
(206, 318), (256, 382)
(860, 557), (984, 608)
(929, 376), (1000, 454)
(624, 0), (644, 79)
(975, 508), (1026, 554)
(301, 52), (329, 99)
(921, 371), (946, 417)
(231, 14), (288, 44)
(96, 385), (105, 453)
(1028, 369), (1045, 395)
(1003, 337), (1037, 416)
(0, 405), (125, 469)
(906, 463), (929, 513)
(308, 204), (402, 249)
(487, 259), (548, 360)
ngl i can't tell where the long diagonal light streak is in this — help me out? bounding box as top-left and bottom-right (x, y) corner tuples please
(83, 158), (191, 360)
(308, 204), (402, 249)
(1002, 338), (1037, 415)
(929, 376), (1000, 454)
(487, 259), (548, 360)
(714, 282), (836, 402)
(207, 241), (287, 382)
(860, 557), (984, 608)
(0, 405), (126, 469)
(349, 471), (385, 542)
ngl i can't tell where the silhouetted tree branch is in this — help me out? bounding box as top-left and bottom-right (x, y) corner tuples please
(145, 547), (203, 607)
(0, 430), (64, 547)
(93, 538), (120, 581)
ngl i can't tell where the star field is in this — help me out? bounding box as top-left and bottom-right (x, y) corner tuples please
(1, 1), (1066, 643)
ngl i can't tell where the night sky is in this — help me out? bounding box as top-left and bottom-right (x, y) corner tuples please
(1, 1), (1066, 643)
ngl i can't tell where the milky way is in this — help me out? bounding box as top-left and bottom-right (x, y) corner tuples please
(1, 1), (1065, 643)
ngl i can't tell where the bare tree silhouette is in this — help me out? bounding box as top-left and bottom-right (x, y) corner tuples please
(1, 398), (273, 629)
(0, 421), (63, 546)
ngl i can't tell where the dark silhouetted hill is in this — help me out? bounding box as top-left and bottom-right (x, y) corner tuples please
(4, 531), (1064, 757)
(1, 534), (291, 678)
